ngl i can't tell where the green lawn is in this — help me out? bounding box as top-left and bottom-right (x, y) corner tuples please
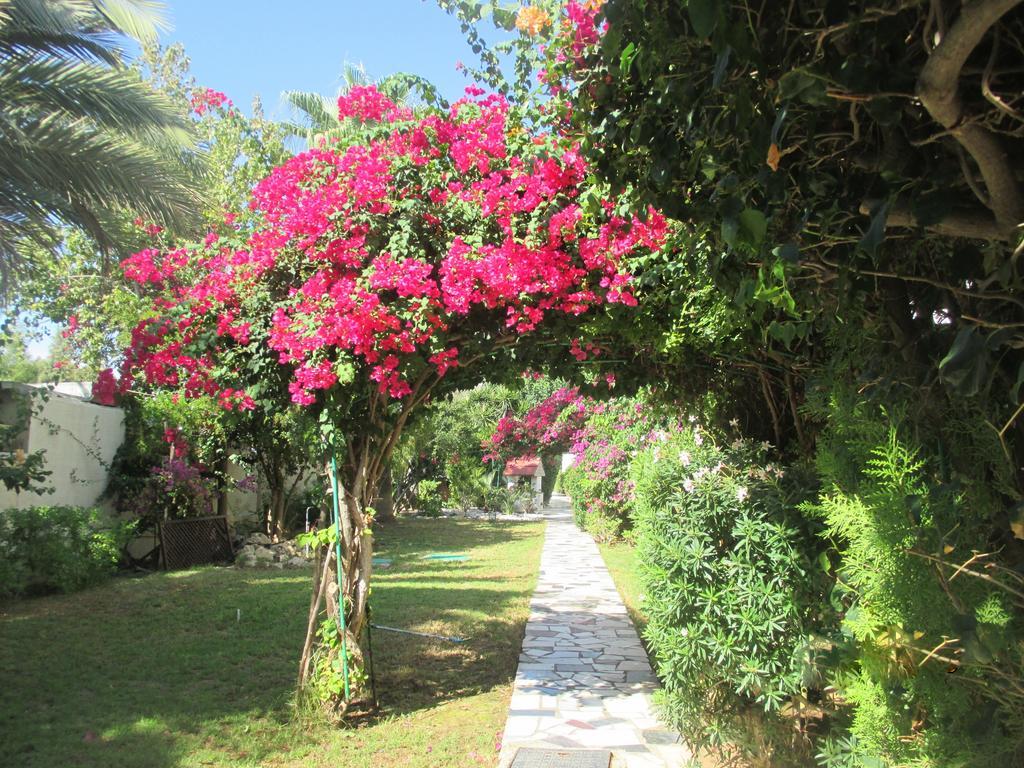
(598, 540), (647, 635)
(0, 517), (545, 768)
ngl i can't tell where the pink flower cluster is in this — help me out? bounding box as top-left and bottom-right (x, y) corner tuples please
(163, 427), (190, 459)
(565, 1), (603, 61)
(485, 386), (590, 462)
(191, 88), (231, 116)
(92, 368), (118, 406)
(337, 85), (412, 123)
(61, 314), (79, 340)
(119, 85), (667, 408)
(569, 337), (602, 361)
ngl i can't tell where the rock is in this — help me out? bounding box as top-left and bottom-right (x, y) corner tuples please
(246, 532), (272, 546)
(253, 547), (275, 563)
(286, 556), (308, 569)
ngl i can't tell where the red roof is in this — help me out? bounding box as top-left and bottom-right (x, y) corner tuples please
(503, 456), (541, 476)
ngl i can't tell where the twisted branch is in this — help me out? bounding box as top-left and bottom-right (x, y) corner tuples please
(917, 0), (1024, 239)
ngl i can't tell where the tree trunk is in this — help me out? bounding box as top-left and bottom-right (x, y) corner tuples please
(266, 483), (286, 544)
(216, 456), (230, 519)
(267, 465), (287, 541)
(373, 469), (395, 523)
(298, 444), (378, 716)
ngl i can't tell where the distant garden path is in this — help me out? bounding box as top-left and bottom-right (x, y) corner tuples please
(498, 495), (690, 768)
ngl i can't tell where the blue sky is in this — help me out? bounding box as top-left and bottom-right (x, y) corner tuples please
(22, 1), (507, 358)
(160, 0), (490, 116)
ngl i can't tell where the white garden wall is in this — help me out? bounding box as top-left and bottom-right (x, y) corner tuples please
(0, 383), (124, 510)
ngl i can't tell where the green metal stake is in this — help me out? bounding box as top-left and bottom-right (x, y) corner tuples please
(329, 453), (351, 701)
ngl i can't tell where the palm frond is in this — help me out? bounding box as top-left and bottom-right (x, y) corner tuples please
(0, 0), (206, 293)
(0, 53), (192, 140)
(282, 89), (337, 131)
(378, 72), (445, 109)
(92, 0), (168, 45)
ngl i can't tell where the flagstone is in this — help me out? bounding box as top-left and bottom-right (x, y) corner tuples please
(498, 495), (691, 768)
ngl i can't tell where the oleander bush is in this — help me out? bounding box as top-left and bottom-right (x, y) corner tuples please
(0, 505), (132, 597)
(632, 422), (830, 764)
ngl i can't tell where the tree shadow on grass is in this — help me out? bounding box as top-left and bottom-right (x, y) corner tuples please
(0, 518), (544, 766)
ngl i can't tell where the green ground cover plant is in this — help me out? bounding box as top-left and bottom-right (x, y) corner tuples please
(0, 516), (544, 768)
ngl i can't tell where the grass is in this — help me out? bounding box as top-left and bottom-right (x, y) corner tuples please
(0, 517), (545, 768)
(597, 539), (647, 636)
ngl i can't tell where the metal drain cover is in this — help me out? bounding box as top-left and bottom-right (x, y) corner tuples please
(510, 748), (612, 768)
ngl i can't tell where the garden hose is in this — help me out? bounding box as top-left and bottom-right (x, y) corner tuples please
(329, 453), (350, 701)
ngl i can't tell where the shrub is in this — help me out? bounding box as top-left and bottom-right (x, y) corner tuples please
(0, 505), (131, 597)
(414, 479), (443, 517)
(806, 398), (1024, 767)
(483, 483), (531, 516)
(631, 423), (828, 764)
(561, 397), (659, 540)
(444, 457), (488, 511)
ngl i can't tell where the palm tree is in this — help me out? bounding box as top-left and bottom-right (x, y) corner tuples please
(282, 62), (442, 148)
(0, 0), (206, 293)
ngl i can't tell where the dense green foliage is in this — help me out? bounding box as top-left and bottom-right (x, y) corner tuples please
(500, 2), (1024, 764)
(0, 505), (130, 597)
(806, 395), (1024, 767)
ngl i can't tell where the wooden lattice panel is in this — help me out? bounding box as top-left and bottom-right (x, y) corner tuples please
(158, 515), (233, 570)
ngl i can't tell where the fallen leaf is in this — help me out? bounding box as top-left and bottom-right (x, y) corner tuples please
(766, 142), (781, 172)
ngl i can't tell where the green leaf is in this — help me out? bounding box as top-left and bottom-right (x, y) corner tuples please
(688, 0), (719, 38)
(721, 216), (739, 248)
(772, 243), (800, 263)
(777, 69), (827, 104)
(1012, 362), (1024, 402)
(619, 42), (638, 73)
(858, 200), (890, 256)
(769, 106), (788, 145)
(712, 45), (732, 88)
(738, 208), (767, 248)
(768, 321), (797, 349)
(817, 551), (831, 575)
(939, 326), (990, 398)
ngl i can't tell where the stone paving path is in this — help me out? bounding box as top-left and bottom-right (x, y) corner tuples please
(498, 496), (691, 768)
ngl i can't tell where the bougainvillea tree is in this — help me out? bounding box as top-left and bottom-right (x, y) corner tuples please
(117, 82), (666, 712)
(485, 385), (589, 460)
(484, 383), (591, 502)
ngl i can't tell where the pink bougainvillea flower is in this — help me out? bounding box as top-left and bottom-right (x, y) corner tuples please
(119, 85), (667, 409)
